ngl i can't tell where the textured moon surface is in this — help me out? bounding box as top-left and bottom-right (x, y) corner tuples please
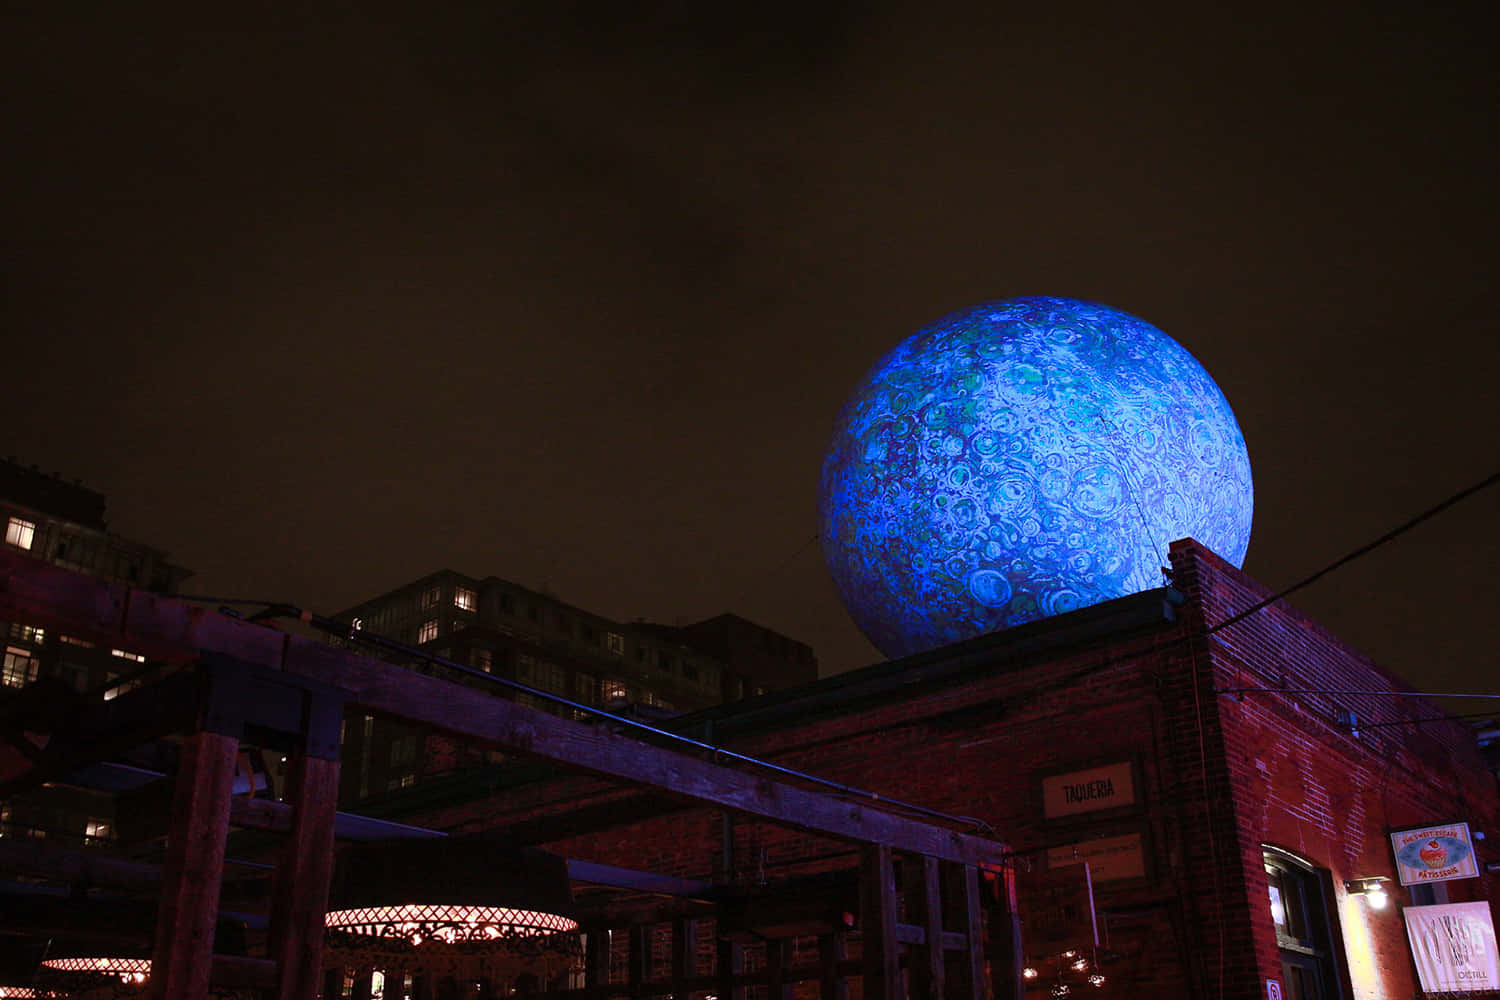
(819, 297), (1253, 660)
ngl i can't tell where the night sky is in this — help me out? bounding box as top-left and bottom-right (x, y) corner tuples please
(4, 3), (1496, 707)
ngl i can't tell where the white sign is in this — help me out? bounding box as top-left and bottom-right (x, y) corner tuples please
(1390, 822), (1479, 886)
(1042, 761), (1136, 819)
(1404, 902), (1500, 992)
(1266, 980), (1282, 1000)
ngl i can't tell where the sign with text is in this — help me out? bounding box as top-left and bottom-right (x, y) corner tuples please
(1043, 761), (1136, 819)
(1390, 822), (1479, 886)
(1404, 902), (1500, 992)
(1047, 832), (1148, 883)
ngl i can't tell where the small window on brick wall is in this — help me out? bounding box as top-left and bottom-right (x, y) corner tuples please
(5, 517), (36, 551)
(2, 647), (38, 688)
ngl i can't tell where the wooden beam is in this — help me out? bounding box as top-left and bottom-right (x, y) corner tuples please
(0, 836), (162, 891)
(148, 730), (238, 1000)
(860, 844), (901, 1000)
(818, 931), (849, 1000)
(671, 917), (698, 983)
(945, 862), (988, 1000)
(905, 855), (945, 998)
(716, 937), (746, 1000)
(279, 643), (1007, 867)
(267, 753), (340, 1000)
(0, 553), (1008, 867)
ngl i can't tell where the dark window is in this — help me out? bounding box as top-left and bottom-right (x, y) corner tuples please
(1264, 847), (1346, 999)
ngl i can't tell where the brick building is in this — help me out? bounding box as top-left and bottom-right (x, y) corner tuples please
(0, 458), (191, 847)
(373, 538), (1499, 999)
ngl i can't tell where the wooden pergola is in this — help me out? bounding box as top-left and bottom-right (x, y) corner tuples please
(0, 550), (1024, 999)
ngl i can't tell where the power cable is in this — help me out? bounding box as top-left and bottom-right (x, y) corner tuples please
(1202, 468), (1500, 639)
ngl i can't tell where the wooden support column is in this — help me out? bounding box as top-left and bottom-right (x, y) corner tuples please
(628, 923), (650, 993)
(148, 730), (239, 1000)
(944, 862), (990, 1000)
(672, 918), (698, 984)
(269, 752), (341, 1000)
(860, 844), (901, 1000)
(716, 937), (745, 1000)
(584, 929), (611, 990)
(767, 938), (794, 1000)
(321, 967), (344, 1000)
(818, 931), (849, 1000)
(903, 855), (945, 998)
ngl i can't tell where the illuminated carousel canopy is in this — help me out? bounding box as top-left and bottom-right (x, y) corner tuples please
(325, 839), (578, 951)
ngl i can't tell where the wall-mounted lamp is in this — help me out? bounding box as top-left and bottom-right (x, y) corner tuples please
(1344, 876), (1391, 909)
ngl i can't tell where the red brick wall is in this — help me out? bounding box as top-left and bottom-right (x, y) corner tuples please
(404, 539), (1499, 999)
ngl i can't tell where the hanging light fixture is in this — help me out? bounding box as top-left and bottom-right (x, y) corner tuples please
(1344, 876), (1392, 909)
(324, 839), (579, 953)
(39, 957), (148, 986)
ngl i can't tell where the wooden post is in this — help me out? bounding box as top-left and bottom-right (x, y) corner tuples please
(672, 918), (698, 984)
(945, 862), (993, 1000)
(148, 730), (239, 1000)
(903, 855), (945, 998)
(818, 931), (849, 1000)
(860, 844), (901, 1000)
(628, 923), (650, 994)
(716, 937), (745, 1000)
(767, 938), (794, 1000)
(269, 753), (341, 1000)
(584, 928), (611, 990)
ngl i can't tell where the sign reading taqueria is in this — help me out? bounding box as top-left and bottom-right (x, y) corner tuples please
(1043, 761), (1136, 819)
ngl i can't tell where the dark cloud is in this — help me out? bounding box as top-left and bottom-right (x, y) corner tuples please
(2, 1), (1495, 700)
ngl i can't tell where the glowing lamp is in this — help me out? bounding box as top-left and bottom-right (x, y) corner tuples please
(39, 958), (147, 984)
(325, 839), (578, 950)
(1344, 876), (1391, 909)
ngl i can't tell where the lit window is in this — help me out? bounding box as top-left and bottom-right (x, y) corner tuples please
(9, 624), (44, 645)
(5, 517), (36, 551)
(84, 819), (112, 845)
(605, 632), (625, 655)
(472, 648), (493, 673)
(454, 587), (477, 612)
(418, 620), (439, 643)
(400, 774), (415, 789)
(2, 647), (39, 688)
(602, 680), (628, 703)
(59, 635), (95, 648)
(421, 587), (441, 609)
(110, 649), (146, 663)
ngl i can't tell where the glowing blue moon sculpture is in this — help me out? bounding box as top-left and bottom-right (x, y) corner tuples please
(819, 297), (1253, 659)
